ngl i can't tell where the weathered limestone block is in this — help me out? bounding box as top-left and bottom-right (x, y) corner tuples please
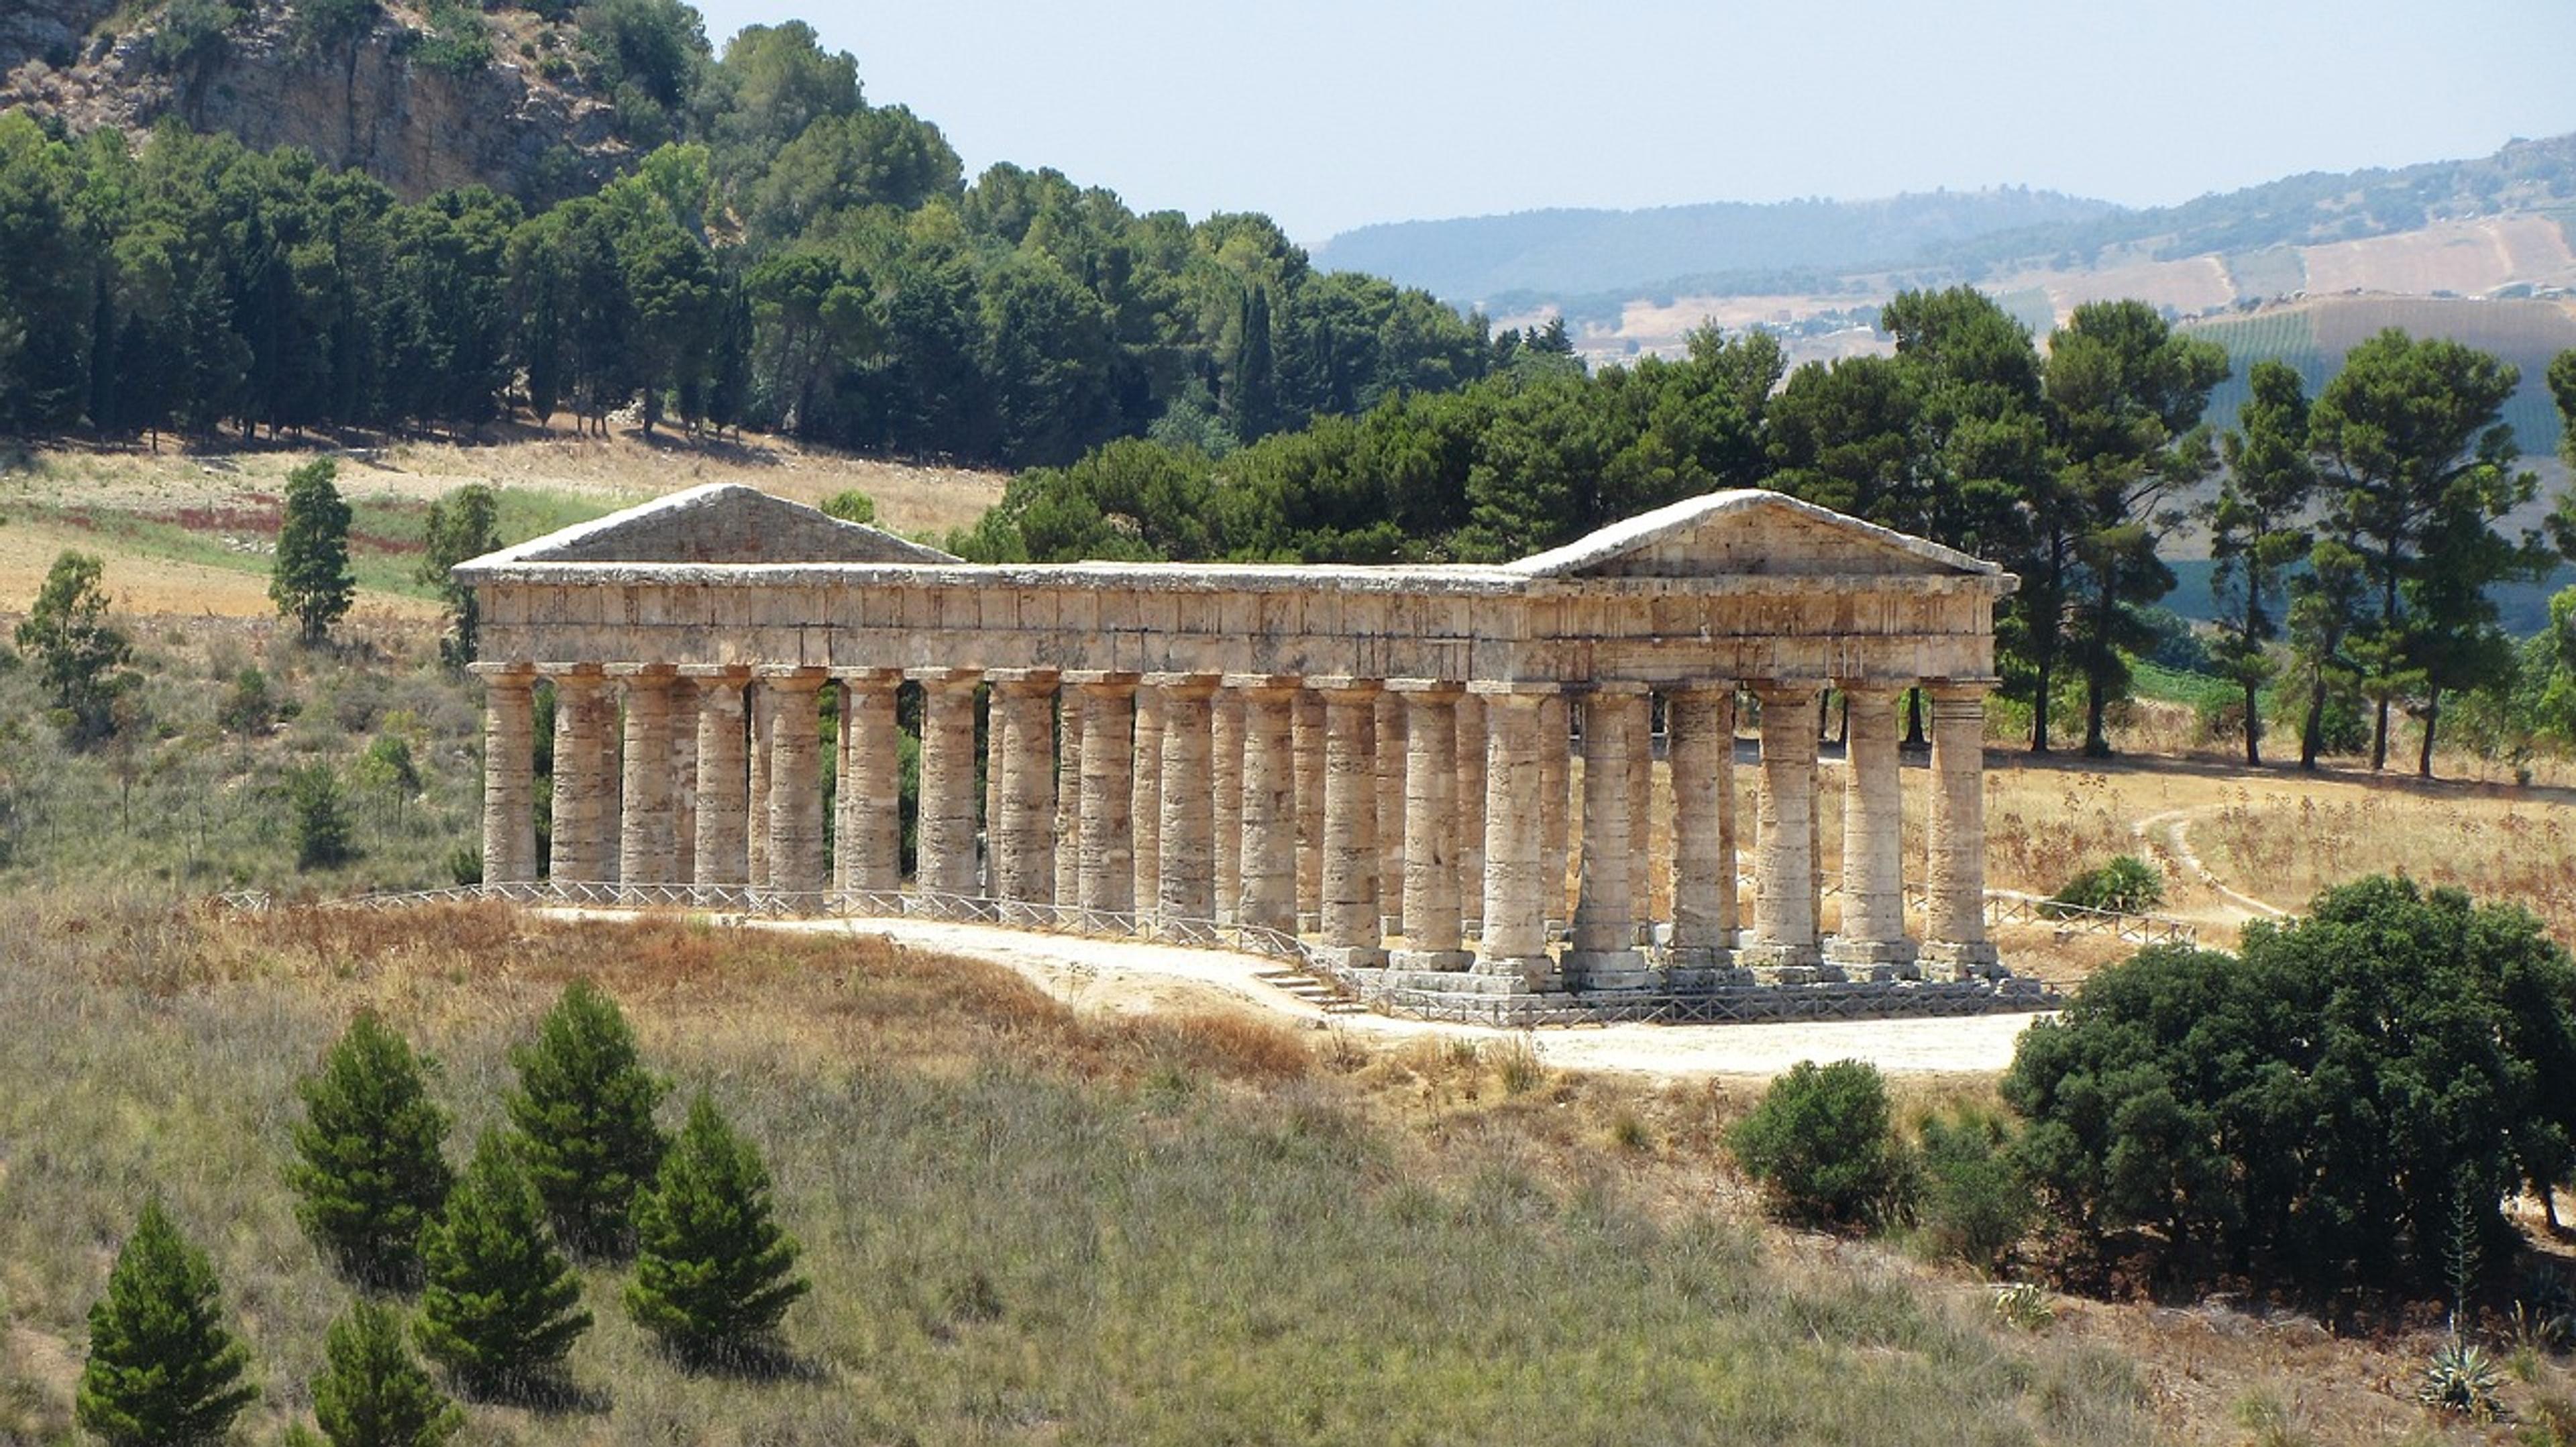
(917, 669), (982, 897)
(838, 671), (902, 894)
(1153, 674), (1220, 926)
(476, 667), (537, 885)
(689, 670), (749, 890)
(1316, 679), (1385, 967)
(1665, 685), (1737, 967)
(1232, 678), (1299, 936)
(1923, 682), (2000, 978)
(1744, 682), (1823, 972)
(763, 672), (827, 896)
(1829, 686), (1917, 973)
(1393, 682), (1467, 969)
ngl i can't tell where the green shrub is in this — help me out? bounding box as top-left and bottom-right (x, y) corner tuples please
(415, 1131), (592, 1399)
(625, 1093), (809, 1367)
(1916, 1108), (2033, 1272)
(818, 488), (877, 525)
(289, 761), (356, 870)
(2045, 854), (2163, 915)
(1727, 1059), (1903, 1229)
(216, 666), (276, 735)
(505, 979), (668, 1258)
(286, 1012), (454, 1289)
(76, 1199), (259, 1447)
(311, 1298), (464, 1447)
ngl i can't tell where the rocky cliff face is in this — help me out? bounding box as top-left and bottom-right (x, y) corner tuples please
(0, 0), (631, 205)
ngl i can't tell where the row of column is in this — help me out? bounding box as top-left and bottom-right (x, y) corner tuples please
(480, 666), (1997, 983)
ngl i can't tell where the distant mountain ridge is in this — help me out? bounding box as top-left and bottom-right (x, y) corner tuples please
(1315, 189), (2119, 304)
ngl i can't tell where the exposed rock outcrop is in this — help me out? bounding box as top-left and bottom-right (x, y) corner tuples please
(1, 0), (631, 205)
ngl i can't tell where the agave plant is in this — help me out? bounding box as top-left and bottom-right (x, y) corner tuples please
(2417, 1336), (2507, 1422)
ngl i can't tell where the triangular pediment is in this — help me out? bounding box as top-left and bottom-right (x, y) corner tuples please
(466, 484), (959, 568)
(1508, 489), (2002, 581)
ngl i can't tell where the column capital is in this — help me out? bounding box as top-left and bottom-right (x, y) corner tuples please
(1750, 679), (1823, 704)
(1663, 679), (1738, 698)
(468, 661), (535, 681)
(914, 666), (983, 692)
(1925, 678), (1998, 703)
(1063, 669), (1141, 687)
(987, 667), (1062, 692)
(1564, 679), (1651, 697)
(1385, 678), (1466, 697)
(1305, 675), (1384, 696)
(1465, 678), (1558, 698)
(604, 661), (680, 679)
(677, 663), (753, 681)
(833, 666), (902, 689)
(757, 668), (830, 692)
(1142, 671), (1222, 696)
(1835, 682), (1904, 704)
(535, 661), (606, 680)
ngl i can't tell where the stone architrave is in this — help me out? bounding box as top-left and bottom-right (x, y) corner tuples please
(474, 666), (537, 885)
(1230, 677), (1299, 935)
(1292, 689), (1325, 932)
(763, 671), (827, 898)
(1152, 674), (1220, 928)
(1923, 682), (2000, 978)
(1472, 685), (1556, 989)
(1569, 686), (1649, 983)
(1313, 678), (1385, 968)
(688, 669), (750, 892)
(1072, 674), (1138, 920)
(1212, 688), (1244, 926)
(545, 669), (614, 885)
(837, 671), (902, 896)
(1454, 692), (1486, 935)
(1665, 685), (1737, 971)
(1828, 686), (1917, 975)
(916, 669), (982, 898)
(1743, 682), (1823, 973)
(1391, 681), (1468, 971)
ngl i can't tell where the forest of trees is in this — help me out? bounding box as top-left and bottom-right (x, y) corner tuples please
(0, 8), (1497, 466)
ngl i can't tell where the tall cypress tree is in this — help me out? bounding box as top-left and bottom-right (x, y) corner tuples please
(625, 1093), (809, 1366)
(76, 1199), (260, 1447)
(504, 978), (667, 1259)
(415, 1131), (592, 1399)
(286, 1011), (455, 1289)
(311, 1298), (464, 1447)
(272, 455), (356, 646)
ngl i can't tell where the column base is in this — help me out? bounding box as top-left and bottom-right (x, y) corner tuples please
(1923, 939), (2006, 980)
(1664, 945), (1738, 971)
(1389, 948), (1474, 973)
(1826, 936), (1921, 979)
(1737, 940), (1823, 971)
(1296, 911), (1322, 934)
(1563, 949), (1650, 991)
(1472, 953), (1563, 992)
(1311, 945), (1388, 971)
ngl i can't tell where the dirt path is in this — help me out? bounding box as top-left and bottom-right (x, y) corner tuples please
(2130, 803), (2289, 922)
(729, 914), (2045, 1080)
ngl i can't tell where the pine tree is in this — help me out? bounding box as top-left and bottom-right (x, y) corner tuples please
(287, 1011), (455, 1289)
(75, 1199), (260, 1447)
(311, 1299), (464, 1447)
(415, 1132), (592, 1399)
(272, 455), (356, 645)
(504, 979), (667, 1258)
(625, 1093), (809, 1366)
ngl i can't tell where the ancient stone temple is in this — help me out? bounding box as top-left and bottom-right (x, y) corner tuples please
(455, 483), (2022, 1019)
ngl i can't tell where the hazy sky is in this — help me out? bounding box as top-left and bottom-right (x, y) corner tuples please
(688, 0), (2576, 246)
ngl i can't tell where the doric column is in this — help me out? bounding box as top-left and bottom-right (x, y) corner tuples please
(1391, 681), (1468, 969)
(1131, 684), (1165, 920)
(836, 670), (902, 896)
(1292, 689), (1325, 931)
(1230, 676), (1299, 935)
(1629, 691), (1655, 945)
(1454, 692), (1486, 934)
(746, 682), (772, 888)
(763, 669), (827, 900)
(983, 688), (1003, 894)
(1829, 686), (1917, 974)
(1665, 685), (1737, 971)
(667, 677), (696, 888)
(1923, 682), (2000, 977)
(545, 668), (614, 884)
(1473, 685), (1557, 988)
(1054, 687), (1084, 908)
(617, 666), (680, 894)
(1212, 689), (1244, 926)
(915, 669), (982, 898)
(1152, 673), (1220, 928)
(1744, 682), (1823, 972)
(688, 668), (749, 893)
(1071, 673), (1138, 920)
(989, 670), (1059, 914)
(474, 665), (537, 885)
(1537, 692), (1571, 931)
(1314, 678), (1385, 968)
(1570, 685), (1649, 982)
(1374, 692), (1407, 937)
